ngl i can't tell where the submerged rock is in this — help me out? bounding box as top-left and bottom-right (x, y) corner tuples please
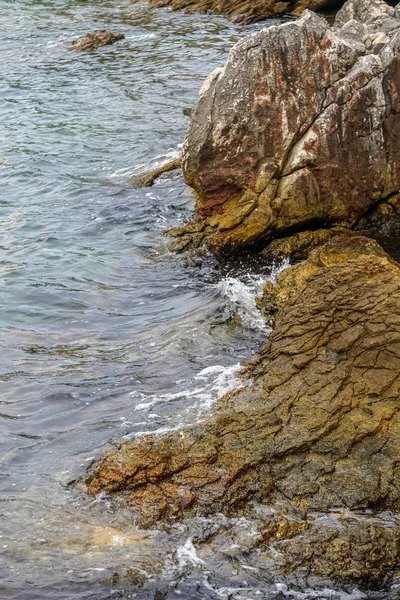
(137, 0), (343, 25)
(262, 510), (400, 588)
(168, 0), (400, 253)
(130, 158), (182, 188)
(189, 505), (400, 588)
(261, 226), (355, 259)
(71, 30), (125, 52)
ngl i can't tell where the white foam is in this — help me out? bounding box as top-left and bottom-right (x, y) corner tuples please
(217, 275), (268, 331)
(216, 260), (290, 332)
(176, 538), (205, 568)
(270, 257), (291, 283)
(122, 363), (243, 440)
(132, 363), (242, 415)
(274, 584), (367, 600)
(217, 260), (290, 333)
(108, 146), (182, 183)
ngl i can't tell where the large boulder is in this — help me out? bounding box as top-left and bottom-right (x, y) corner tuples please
(141, 0), (343, 24)
(168, 0), (400, 252)
(86, 237), (400, 528)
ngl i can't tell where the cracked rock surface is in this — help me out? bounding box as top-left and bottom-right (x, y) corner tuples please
(168, 0), (400, 253)
(86, 237), (400, 550)
(190, 506), (400, 588)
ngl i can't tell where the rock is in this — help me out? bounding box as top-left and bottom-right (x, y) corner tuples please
(263, 511), (400, 588)
(356, 193), (400, 237)
(85, 237), (400, 536)
(168, 0), (400, 253)
(130, 158), (182, 188)
(137, 0), (343, 25)
(196, 506), (400, 587)
(71, 30), (125, 52)
(261, 226), (355, 259)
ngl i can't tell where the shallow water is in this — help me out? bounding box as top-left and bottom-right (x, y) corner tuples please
(0, 1), (398, 599)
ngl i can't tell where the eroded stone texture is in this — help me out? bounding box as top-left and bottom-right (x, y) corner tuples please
(263, 512), (400, 587)
(169, 0), (400, 252)
(71, 30), (125, 52)
(86, 237), (400, 532)
(133, 0), (343, 25)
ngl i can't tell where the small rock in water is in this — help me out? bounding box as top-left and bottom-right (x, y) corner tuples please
(71, 30), (125, 52)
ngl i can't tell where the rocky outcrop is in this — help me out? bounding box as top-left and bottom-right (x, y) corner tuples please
(86, 237), (400, 542)
(139, 0), (343, 24)
(168, 0), (400, 253)
(260, 225), (355, 259)
(71, 30), (125, 52)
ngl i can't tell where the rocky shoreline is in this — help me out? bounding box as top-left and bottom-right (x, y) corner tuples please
(84, 0), (400, 591)
(86, 235), (400, 586)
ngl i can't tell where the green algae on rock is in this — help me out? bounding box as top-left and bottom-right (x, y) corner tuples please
(260, 226), (356, 259)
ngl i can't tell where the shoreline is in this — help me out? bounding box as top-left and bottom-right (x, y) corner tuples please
(84, 0), (400, 591)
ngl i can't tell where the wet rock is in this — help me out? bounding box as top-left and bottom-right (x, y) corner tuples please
(130, 158), (182, 188)
(86, 237), (400, 537)
(71, 30), (125, 52)
(188, 505), (400, 588)
(356, 193), (400, 237)
(261, 226), (355, 259)
(262, 511), (400, 588)
(168, 0), (400, 253)
(138, 0), (343, 25)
